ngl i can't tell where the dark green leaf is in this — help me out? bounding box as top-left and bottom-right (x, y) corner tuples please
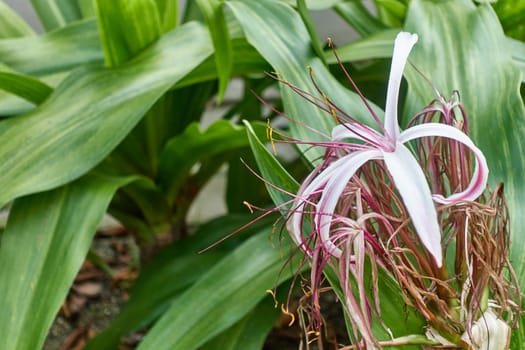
(202, 295), (280, 350)
(85, 214), (271, 349)
(0, 64), (53, 104)
(244, 121), (299, 207)
(136, 226), (300, 350)
(157, 120), (266, 202)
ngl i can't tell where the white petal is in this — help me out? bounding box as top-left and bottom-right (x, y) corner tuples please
(384, 32), (418, 140)
(383, 143), (442, 267)
(399, 123), (489, 203)
(316, 150), (382, 257)
(289, 157), (352, 247)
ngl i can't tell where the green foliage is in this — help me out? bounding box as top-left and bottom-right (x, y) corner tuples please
(0, 0), (523, 349)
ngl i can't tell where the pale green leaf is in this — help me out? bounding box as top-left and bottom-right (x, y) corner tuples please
(0, 19), (103, 75)
(0, 1), (35, 38)
(325, 28), (397, 64)
(30, 0), (82, 30)
(227, 0), (383, 164)
(0, 173), (134, 350)
(196, 0), (232, 103)
(0, 22), (212, 208)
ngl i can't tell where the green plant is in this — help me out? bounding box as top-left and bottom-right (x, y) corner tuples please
(0, 0), (524, 349)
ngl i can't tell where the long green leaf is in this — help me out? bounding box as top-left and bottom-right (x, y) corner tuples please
(157, 120), (266, 202)
(402, 1), (525, 347)
(325, 28), (397, 64)
(244, 121), (299, 207)
(30, 0), (83, 30)
(0, 63), (53, 104)
(227, 0), (383, 164)
(85, 214), (270, 349)
(0, 1), (35, 38)
(0, 19), (103, 75)
(202, 295), (281, 350)
(96, 0), (163, 67)
(196, 0), (232, 102)
(137, 227), (300, 350)
(334, 1), (387, 36)
(0, 173), (134, 350)
(0, 22), (212, 208)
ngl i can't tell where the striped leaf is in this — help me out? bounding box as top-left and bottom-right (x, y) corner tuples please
(0, 174), (134, 350)
(0, 22), (212, 208)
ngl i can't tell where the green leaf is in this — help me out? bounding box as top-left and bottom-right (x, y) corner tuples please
(153, 0), (179, 32)
(85, 214), (270, 349)
(196, 0), (232, 103)
(177, 38), (270, 88)
(325, 28), (397, 64)
(0, 173), (134, 350)
(202, 295), (281, 350)
(402, 1), (525, 346)
(334, 1), (387, 36)
(96, 0), (163, 67)
(244, 121), (299, 207)
(279, 0), (343, 10)
(79, 0), (96, 18)
(509, 37), (525, 81)
(0, 63), (53, 104)
(136, 226), (300, 350)
(227, 0), (383, 164)
(375, 0), (407, 27)
(0, 1), (35, 38)
(0, 22), (212, 208)
(297, 0), (326, 64)
(157, 120), (266, 202)
(0, 19), (103, 76)
(30, 0), (83, 31)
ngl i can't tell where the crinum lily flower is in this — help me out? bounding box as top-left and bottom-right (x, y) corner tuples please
(290, 32), (488, 267)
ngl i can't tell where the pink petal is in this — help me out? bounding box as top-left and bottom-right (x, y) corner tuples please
(384, 32), (418, 140)
(399, 123), (489, 203)
(382, 143), (443, 267)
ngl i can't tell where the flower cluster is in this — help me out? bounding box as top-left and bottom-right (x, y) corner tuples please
(272, 32), (520, 349)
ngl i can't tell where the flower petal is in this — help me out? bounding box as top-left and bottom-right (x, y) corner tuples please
(316, 150), (382, 257)
(384, 32), (418, 140)
(399, 123), (488, 203)
(382, 143), (442, 267)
